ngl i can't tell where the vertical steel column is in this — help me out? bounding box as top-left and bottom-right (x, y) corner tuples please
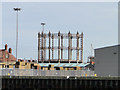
(48, 32), (51, 63)
(70, 36), (72, 61)
(61, 35), (63, 61)
(58, 32), (61, 63)
(81, 32), (83, 63)
(68, 32), (71, 63)
(41, 32), (44, 62)
(76, 32), (79, 62)
(44, 34), (46, 61)
(38, 32), (40, 63)
(52, 34), (54, 60)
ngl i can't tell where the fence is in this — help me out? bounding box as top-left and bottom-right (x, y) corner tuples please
(0, 68), (94, 77)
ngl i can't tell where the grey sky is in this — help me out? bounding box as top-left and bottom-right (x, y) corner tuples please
(2, 2), (118, 62)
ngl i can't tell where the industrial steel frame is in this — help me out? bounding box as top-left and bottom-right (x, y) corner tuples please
(38, 32), (83, 63)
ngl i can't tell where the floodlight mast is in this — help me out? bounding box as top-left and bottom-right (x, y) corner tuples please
(13, 8), (21, 61)
(41, 23), (45, 33)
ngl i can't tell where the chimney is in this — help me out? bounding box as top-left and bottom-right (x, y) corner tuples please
(9, 48), (12, 53)
(5, 44), (8, 50)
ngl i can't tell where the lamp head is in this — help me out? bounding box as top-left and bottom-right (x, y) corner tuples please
(13, 8), (21, 11)
(41, 23), (45, 26)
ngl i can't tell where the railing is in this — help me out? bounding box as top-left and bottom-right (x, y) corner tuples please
(0, 68), (94, 77)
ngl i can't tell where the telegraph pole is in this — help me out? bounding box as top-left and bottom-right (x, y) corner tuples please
(13, 8), (21, 61)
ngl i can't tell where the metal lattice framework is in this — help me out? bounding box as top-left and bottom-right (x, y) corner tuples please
(38, 32), (83, 63)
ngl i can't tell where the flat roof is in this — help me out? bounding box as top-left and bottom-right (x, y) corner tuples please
(95, 44), (120, 50)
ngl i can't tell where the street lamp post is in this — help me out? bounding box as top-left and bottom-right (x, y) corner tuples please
(13, 8), (21, 61)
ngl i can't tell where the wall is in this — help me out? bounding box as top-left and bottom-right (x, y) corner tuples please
(95, 45), (119, 76)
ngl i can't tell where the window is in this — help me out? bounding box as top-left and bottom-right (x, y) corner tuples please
(5, 54), (9, 59)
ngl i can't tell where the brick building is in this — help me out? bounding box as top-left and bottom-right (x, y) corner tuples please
(0, 44), (16, 62)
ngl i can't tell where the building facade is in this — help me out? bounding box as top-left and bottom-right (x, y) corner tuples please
(95, 45), (119, 76)
(0, 44), (16, 62)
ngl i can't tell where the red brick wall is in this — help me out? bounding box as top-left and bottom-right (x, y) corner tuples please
(0, 45), (16, 62)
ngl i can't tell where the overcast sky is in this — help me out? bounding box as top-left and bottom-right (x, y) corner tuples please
(2, 2), (118, 62)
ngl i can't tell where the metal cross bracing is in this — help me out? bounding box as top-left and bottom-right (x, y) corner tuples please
(38, 31), (83, 63)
